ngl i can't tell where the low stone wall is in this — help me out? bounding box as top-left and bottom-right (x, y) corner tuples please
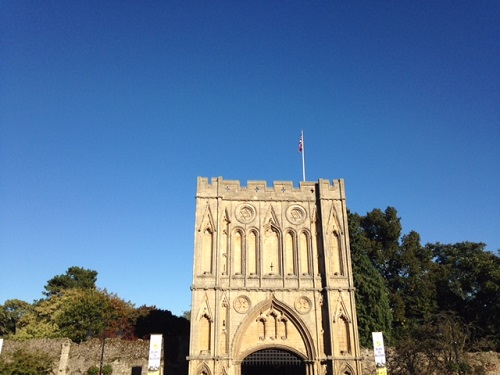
(2, 338), (149, 375)
(1, 339), (498, 375)
(67, 338), (149, 375)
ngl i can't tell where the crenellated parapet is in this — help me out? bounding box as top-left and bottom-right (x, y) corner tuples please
(196, 176), (345, 201)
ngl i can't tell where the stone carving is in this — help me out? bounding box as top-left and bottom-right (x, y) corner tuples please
(294, 296), (312, 314)
(235, 204), (256, 224)
(234, 295), (251, 314)
(286, 205), (306, 224)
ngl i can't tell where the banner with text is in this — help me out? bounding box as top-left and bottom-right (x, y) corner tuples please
(148, 334), (163, 375)
(372, 331), (387, 374)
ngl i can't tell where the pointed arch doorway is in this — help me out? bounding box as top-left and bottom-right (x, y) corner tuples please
(241, 348), (306, 375)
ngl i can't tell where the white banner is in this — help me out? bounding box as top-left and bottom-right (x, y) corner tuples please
(0, 338), (3, 354)
(372, 332), (387, 368)
(148, 334), (163, 374)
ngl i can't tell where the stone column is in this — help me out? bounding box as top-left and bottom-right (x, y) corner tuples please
(233, 360), (242, 375)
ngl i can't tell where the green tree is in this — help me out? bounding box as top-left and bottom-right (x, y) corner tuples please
(349, 211), (393, 347)
(10, 288), (137, 342)
(390, 312), (481, 375)
(393, 231), (437, 338)
(0, 348), (55, 375)
(429, 242), (500, 349)
(105, 292), (138, 339)
(0, 299), (33, 336)
(361, 206), (402, 282)
(55, 288), (111, 342)
(182, 310), (191, 321)
(14, 296), (65, 339)
(55, 288), (137, 342)
(43, 266), (98, 297)
(357, 208), (441, 341)
(359, 207), (405, 339)
(0, 305), (8, 335)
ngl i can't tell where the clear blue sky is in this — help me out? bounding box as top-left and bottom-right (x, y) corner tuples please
(1, 1), (499, 316)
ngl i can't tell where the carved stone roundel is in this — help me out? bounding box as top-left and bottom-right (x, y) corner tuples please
(294, 296), (312, 314)
(235, 204), (256, 224)
(234, 295), (251, 314)
(286, 205), (306, 224)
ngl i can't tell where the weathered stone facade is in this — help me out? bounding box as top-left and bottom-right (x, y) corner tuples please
(188, 177), (363, 375)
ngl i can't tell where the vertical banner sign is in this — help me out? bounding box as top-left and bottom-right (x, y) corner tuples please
(372, 332), (388, 375)
(0, 338), (3, 354)
(148, 334), (163, 375)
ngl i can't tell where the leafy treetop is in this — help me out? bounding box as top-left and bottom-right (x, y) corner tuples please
(43, 266), (98, 297)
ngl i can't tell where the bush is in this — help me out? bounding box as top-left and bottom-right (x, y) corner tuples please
(0, 348), (55, 375)
(446, 361), (474, 375)
(86, 364), (113, 375)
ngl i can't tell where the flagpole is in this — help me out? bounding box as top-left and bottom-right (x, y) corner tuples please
(301, 130), (306, 181)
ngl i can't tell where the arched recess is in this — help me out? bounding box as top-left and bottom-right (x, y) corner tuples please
(330, 231), (343, 276)
(337, 315), (351, 354)
(247, 228), (259, 275)
(231, 296), (316, 362)
(263, 223), (281, 275)
(327, 204), (345, 276)
(285, 230), (296, 275)
(198, 204), (215, 275)
(338, 362), (355, 375)
(196, 293), (213, 354)
(241, 347), (306, 375)
(298, 230), (312, 276)
(199, 314), (212, 352)
(232, 228), (244, 275)
(196, 362), (211, 375)
(262, 205), (282, 276)
(333, 296), (353, 356)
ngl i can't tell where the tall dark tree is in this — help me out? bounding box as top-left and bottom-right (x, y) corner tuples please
(361, 207), (402, 282)
(359, 207), (404, 339)
(356, 207), (437, 341)
(428, 242), (500, 349)
(349, 211), (393, 346)
(392, 231), (437, 339)
(43, 266), (98, 297)
(134, 306), (190, 369)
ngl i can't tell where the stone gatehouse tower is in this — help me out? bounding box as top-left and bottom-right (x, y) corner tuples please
(188, 177), (362, 375)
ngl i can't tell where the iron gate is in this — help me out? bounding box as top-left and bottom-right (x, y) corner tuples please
(241, 349), (305, 375)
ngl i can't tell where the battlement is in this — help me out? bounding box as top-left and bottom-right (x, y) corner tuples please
(196, 176), (345, 200)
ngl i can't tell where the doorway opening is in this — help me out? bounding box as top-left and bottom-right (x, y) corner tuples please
(241, 348), (305, 375)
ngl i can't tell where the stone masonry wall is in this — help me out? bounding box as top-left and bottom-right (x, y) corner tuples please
(2, 338), (149, 375)
(1, 339), (498, 375)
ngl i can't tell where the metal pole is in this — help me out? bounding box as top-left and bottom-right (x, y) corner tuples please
(301, 130), (306, 181)
(99, 332), (106, 375)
